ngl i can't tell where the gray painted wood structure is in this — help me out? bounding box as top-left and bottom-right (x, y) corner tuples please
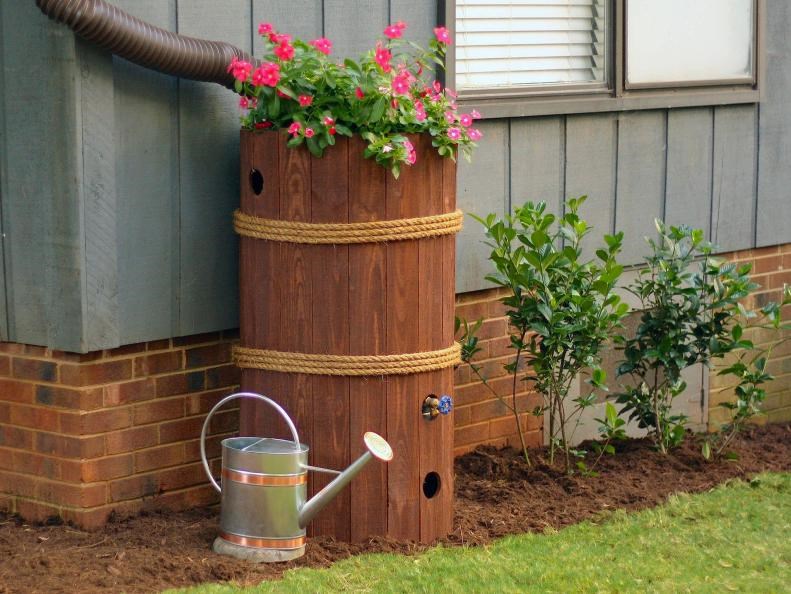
(1, 0), (790, 351)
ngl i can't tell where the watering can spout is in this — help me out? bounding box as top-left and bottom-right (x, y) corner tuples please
(298, 432), (393, 529)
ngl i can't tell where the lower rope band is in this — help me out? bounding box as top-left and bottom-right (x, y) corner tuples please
(233, 209), (463, 244)
(233, 343), (461, 376)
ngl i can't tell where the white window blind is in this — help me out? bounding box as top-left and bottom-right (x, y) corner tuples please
(456, 0), (608, 91)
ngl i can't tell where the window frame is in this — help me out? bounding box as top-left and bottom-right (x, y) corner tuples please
(445, 0), (763, 119)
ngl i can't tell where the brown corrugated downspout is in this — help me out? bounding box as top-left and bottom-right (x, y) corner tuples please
(36, 0), (256, 90)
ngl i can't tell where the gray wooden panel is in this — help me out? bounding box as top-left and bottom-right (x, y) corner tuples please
(565, 113), (617, 258)
(456, 120), (509, 293)
(0, 2), (9, 340)
(114, 0), (179, 344)
(756, 1), (791, 247)
(390, 0), (436, 48)
(510, 117), (564, 216)
(0, 1), (84, 350)
(325, 0), (389, 59)
(665, 108), (713, 234)
(177, 0), (250, 335)
(711, 105), (757, 252)
(615, 111), (667, 263)
(252, 1), (322, 56)
(78, 40), (121, 351)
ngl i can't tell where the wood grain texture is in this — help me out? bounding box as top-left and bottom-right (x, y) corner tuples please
(309, 140), (351, 540)
(711, 105), (757, 252)
(113, 0), (179, 343)
(176, 0), (249, 336)
(756, 0), (791, 247)
(324, 0), (389, 59)
(456, 120), (509, 292)
(565, 113), (617, 259)
(348, 136), (389, 541)
(665, 108), (713, 233)
(615, 111), (667, 262)
(510, 117), (565, 217)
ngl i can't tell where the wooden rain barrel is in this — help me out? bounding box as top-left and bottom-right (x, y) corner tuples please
(236, 130), (458, 543)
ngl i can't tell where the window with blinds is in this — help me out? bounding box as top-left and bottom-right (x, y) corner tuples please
(455, 0), (608, 91)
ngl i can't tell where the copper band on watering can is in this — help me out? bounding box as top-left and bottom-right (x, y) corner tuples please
(219, 531), (306, 550)
(221, 468), (307, 487)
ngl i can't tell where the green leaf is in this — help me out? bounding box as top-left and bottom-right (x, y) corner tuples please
(370, 97), (387, 123)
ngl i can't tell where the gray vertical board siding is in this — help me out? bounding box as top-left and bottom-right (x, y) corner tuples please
(113, 0), (179, 344)
(565, 113), (618, 258)
(390, 0), (436, 47)
(252, 1), (322, 55)
(0, 2), (8, 340)
(711, 105), (757, 253)
(510, 117), (564, 216)
(77, 40), (121, 350)
(756, 1), (791, 247)
(324, 0), (389, 59)
(0, 1), (84, 350)
(615, 111), (667, 263)
(177, 0), (250, 335)
(664, 108), (714, 234)
(456, 120), (509, 293)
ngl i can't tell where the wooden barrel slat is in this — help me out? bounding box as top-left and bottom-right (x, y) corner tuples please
(238, 131), (455, 543)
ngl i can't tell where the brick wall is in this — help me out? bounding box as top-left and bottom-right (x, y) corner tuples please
(1, 244), (788, 527)
(709, 244), (791, 426)
(0, 332), (240, 528)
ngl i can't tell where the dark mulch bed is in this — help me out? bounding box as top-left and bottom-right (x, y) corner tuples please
(1, 423), (789, 594)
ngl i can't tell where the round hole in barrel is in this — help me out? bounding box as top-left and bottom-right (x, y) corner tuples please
(249, 168), (264, 195)
(422, 472), (441, 499)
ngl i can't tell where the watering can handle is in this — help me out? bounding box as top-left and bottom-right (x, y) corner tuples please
(200, 391), (301, 493)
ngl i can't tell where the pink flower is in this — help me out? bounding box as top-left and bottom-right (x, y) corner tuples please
(403, 139), (417, 165)
(254, 121), (273, 129)
(323, 116), (335, 126)
(447, 127), (462, 140)
(252, 62), (280, 87)
(355, 87), (365, 99)
(328, 126), (336, 135)
(392, 73), (411, 95)
(395, 21), (407, 31)
(468, 128), (483, 141)
(298, 94), (313, 107)
(471, 109), (482, 119)
(288, 122), (302, 136)
(276, 89), (290, 99)
(274, 41), (295, 61)
(459, 113), (473, 127)
(444, 111), (456, 124)
(414, 102), (427, 122)
(304, 127), (315, 138)
(272, 33), (292, 44)
(384, 24), (404, 39)
(375, 42), (392, 72)
(258, 22), (274, 35)
(433, 80), (442, 93)
(239, 96), (250, 109)
(446, 88), (458, 99)
(310, 37), (333, 55)
(227, 56), (253, 82)
(434, 26), (451, 44)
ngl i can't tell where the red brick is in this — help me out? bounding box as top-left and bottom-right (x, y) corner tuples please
(105, 425), (159, 455)
(754, 255), (783, 274)
(185, 389), (227, 416)
(205, 364), (240, 390)
(476, 318), (508, 340)
(12, 358), (57, 382)
(23, 345), (48, 357)
(455, 422), (489, 446)
(35, 385), (102, 410)
(0, 356), (10, 377)
(60, 407), (132, 435)
(0, 343), (26, 355)
(11, 451), (59, 479)
(110, 473), (161, 502)
(454, 300), (490, 324)
(156, 463), (206, 492)
(61, 501), (144, 531)
(454, 364), (470, 386)
(185, 343), (232, 369)
(184, 434), (224, 463)
(36, 480), (107, 508)
(146, 339), (171, 351)
(134, 351), (183, 377)
(173, 332), (221, 347)
(103, 378), (156, 406)
(155, 371), (205, 397)
(35, 432), (104, 459)
(14, 499), (61, 523)
(0, 471), (38, 498)
(134, 444), (184, 473)
(60, 359), (133, 387)
(208, 408), (239, 434)
(768, 271), (791, 289)
(9, 404), (59, 432)
(105, 343), (146, 358)
(469, 398), (511, 424)
(152, 483), (219, 511)
(133, 398), (184, 425)
(454, 406), (471, 427)
(0, 425), (34, 450)
(59, 459), (83, 483)
(82, 455), (134, 482)
(159, 416), (203, 444)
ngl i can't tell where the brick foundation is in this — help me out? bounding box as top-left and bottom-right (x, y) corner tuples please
(1, 244), (788, 528)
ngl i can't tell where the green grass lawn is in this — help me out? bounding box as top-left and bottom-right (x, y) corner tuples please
(169, 473), (791, 594)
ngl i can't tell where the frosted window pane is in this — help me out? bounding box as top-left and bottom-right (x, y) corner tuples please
(626, 0), (754, 86)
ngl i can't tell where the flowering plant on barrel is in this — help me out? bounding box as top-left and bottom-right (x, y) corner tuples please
(228, 22), (481, 177)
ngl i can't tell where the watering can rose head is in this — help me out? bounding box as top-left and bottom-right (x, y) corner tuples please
(230, 22), (481, 178)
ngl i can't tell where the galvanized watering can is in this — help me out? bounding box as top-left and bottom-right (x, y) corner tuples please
(200, 392), (393, 562)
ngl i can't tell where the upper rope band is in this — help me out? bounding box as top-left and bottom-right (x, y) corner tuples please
(233, 209), (463, 244)
(233, 343), (461, 376)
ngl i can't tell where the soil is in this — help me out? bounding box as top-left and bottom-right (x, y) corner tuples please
(1, 424), (789, 594)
